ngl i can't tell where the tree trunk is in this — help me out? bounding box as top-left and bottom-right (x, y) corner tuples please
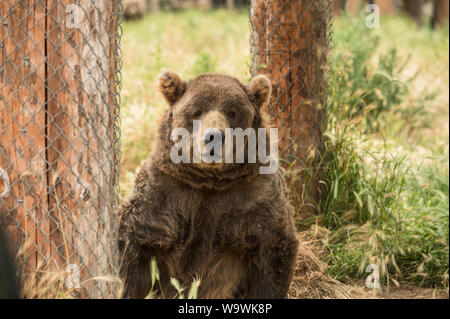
(403, 0), (424, 24)
(45, 0), (118, 298)
(346, 0), (366, 15)
(0, 0), (48, 271)
(333, 0), (346, 16)
(346, 0), (397, 16)
(148, 0), (160, 12)
(227, 0), (235, 10)
(0, 0), (119, 298)
(250, 0), (329, 216)
(433, 0), (450, 27)
(374, 0), (397, 15)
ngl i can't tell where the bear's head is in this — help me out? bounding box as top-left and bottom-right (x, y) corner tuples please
(153, 70), (273, 190)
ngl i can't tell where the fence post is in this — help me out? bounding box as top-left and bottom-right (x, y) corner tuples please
(251, 0), (330, 216)
(0, 0), (121, 298)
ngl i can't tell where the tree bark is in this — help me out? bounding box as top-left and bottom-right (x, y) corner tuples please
(227, 0), (235, 10)
(433, 0), (450, 27)
(333, 0), (346, 16)
(0, 0), (48, 271)
(346, 0), (366, 15)
(402, 0), (424, 24)
(45, 0), (118, 298)
(374, 0), (397, 15)
(251, 0), (329, 216)
(148, 0), (160, 12)
(0, 0), (119, 298)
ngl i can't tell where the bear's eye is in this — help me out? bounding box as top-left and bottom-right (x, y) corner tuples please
(194, 110), (202, 118)
(228, 111), (236, 119)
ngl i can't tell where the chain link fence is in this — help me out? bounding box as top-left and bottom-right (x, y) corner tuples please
(0, 0), (122, 298)
(250, 0), (332, 216)
(0, 0), (332, 298)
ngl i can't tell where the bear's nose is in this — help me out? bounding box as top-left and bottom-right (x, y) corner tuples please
(203, 129), (225, 145)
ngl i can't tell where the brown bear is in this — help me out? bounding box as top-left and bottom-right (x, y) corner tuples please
(117, 70), (298, 299)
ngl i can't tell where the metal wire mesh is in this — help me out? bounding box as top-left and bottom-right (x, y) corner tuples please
(0, 0), (332, 297)
(0, 0), (122, 298)
(250, 0), (332, 215)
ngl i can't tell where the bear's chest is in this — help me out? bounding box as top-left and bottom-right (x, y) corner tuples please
(160, 179), (279, 297)
(188, 191), (259, 237)
(176, 193), (265, 268)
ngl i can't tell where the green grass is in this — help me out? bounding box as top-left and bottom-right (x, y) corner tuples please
(320, 14), (449, 288)
(120, 9), (449, 289)
(145, 257), (200, 299)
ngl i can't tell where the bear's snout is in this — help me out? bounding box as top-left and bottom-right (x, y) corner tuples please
(194, 110), (229, 164)
(203, 129), (225, 158)
(203, 129), (226, 145)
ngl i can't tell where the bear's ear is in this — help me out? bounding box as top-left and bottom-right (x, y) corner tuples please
(247, 74), (272, 109)
(156, 70), (187, 106)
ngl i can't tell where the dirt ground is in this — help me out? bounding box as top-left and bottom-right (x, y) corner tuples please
(357, 284), (449, 299)
(288, 230), (449, 300)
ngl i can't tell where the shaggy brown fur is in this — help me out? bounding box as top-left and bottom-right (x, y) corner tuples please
(117, 71), (298, 299)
